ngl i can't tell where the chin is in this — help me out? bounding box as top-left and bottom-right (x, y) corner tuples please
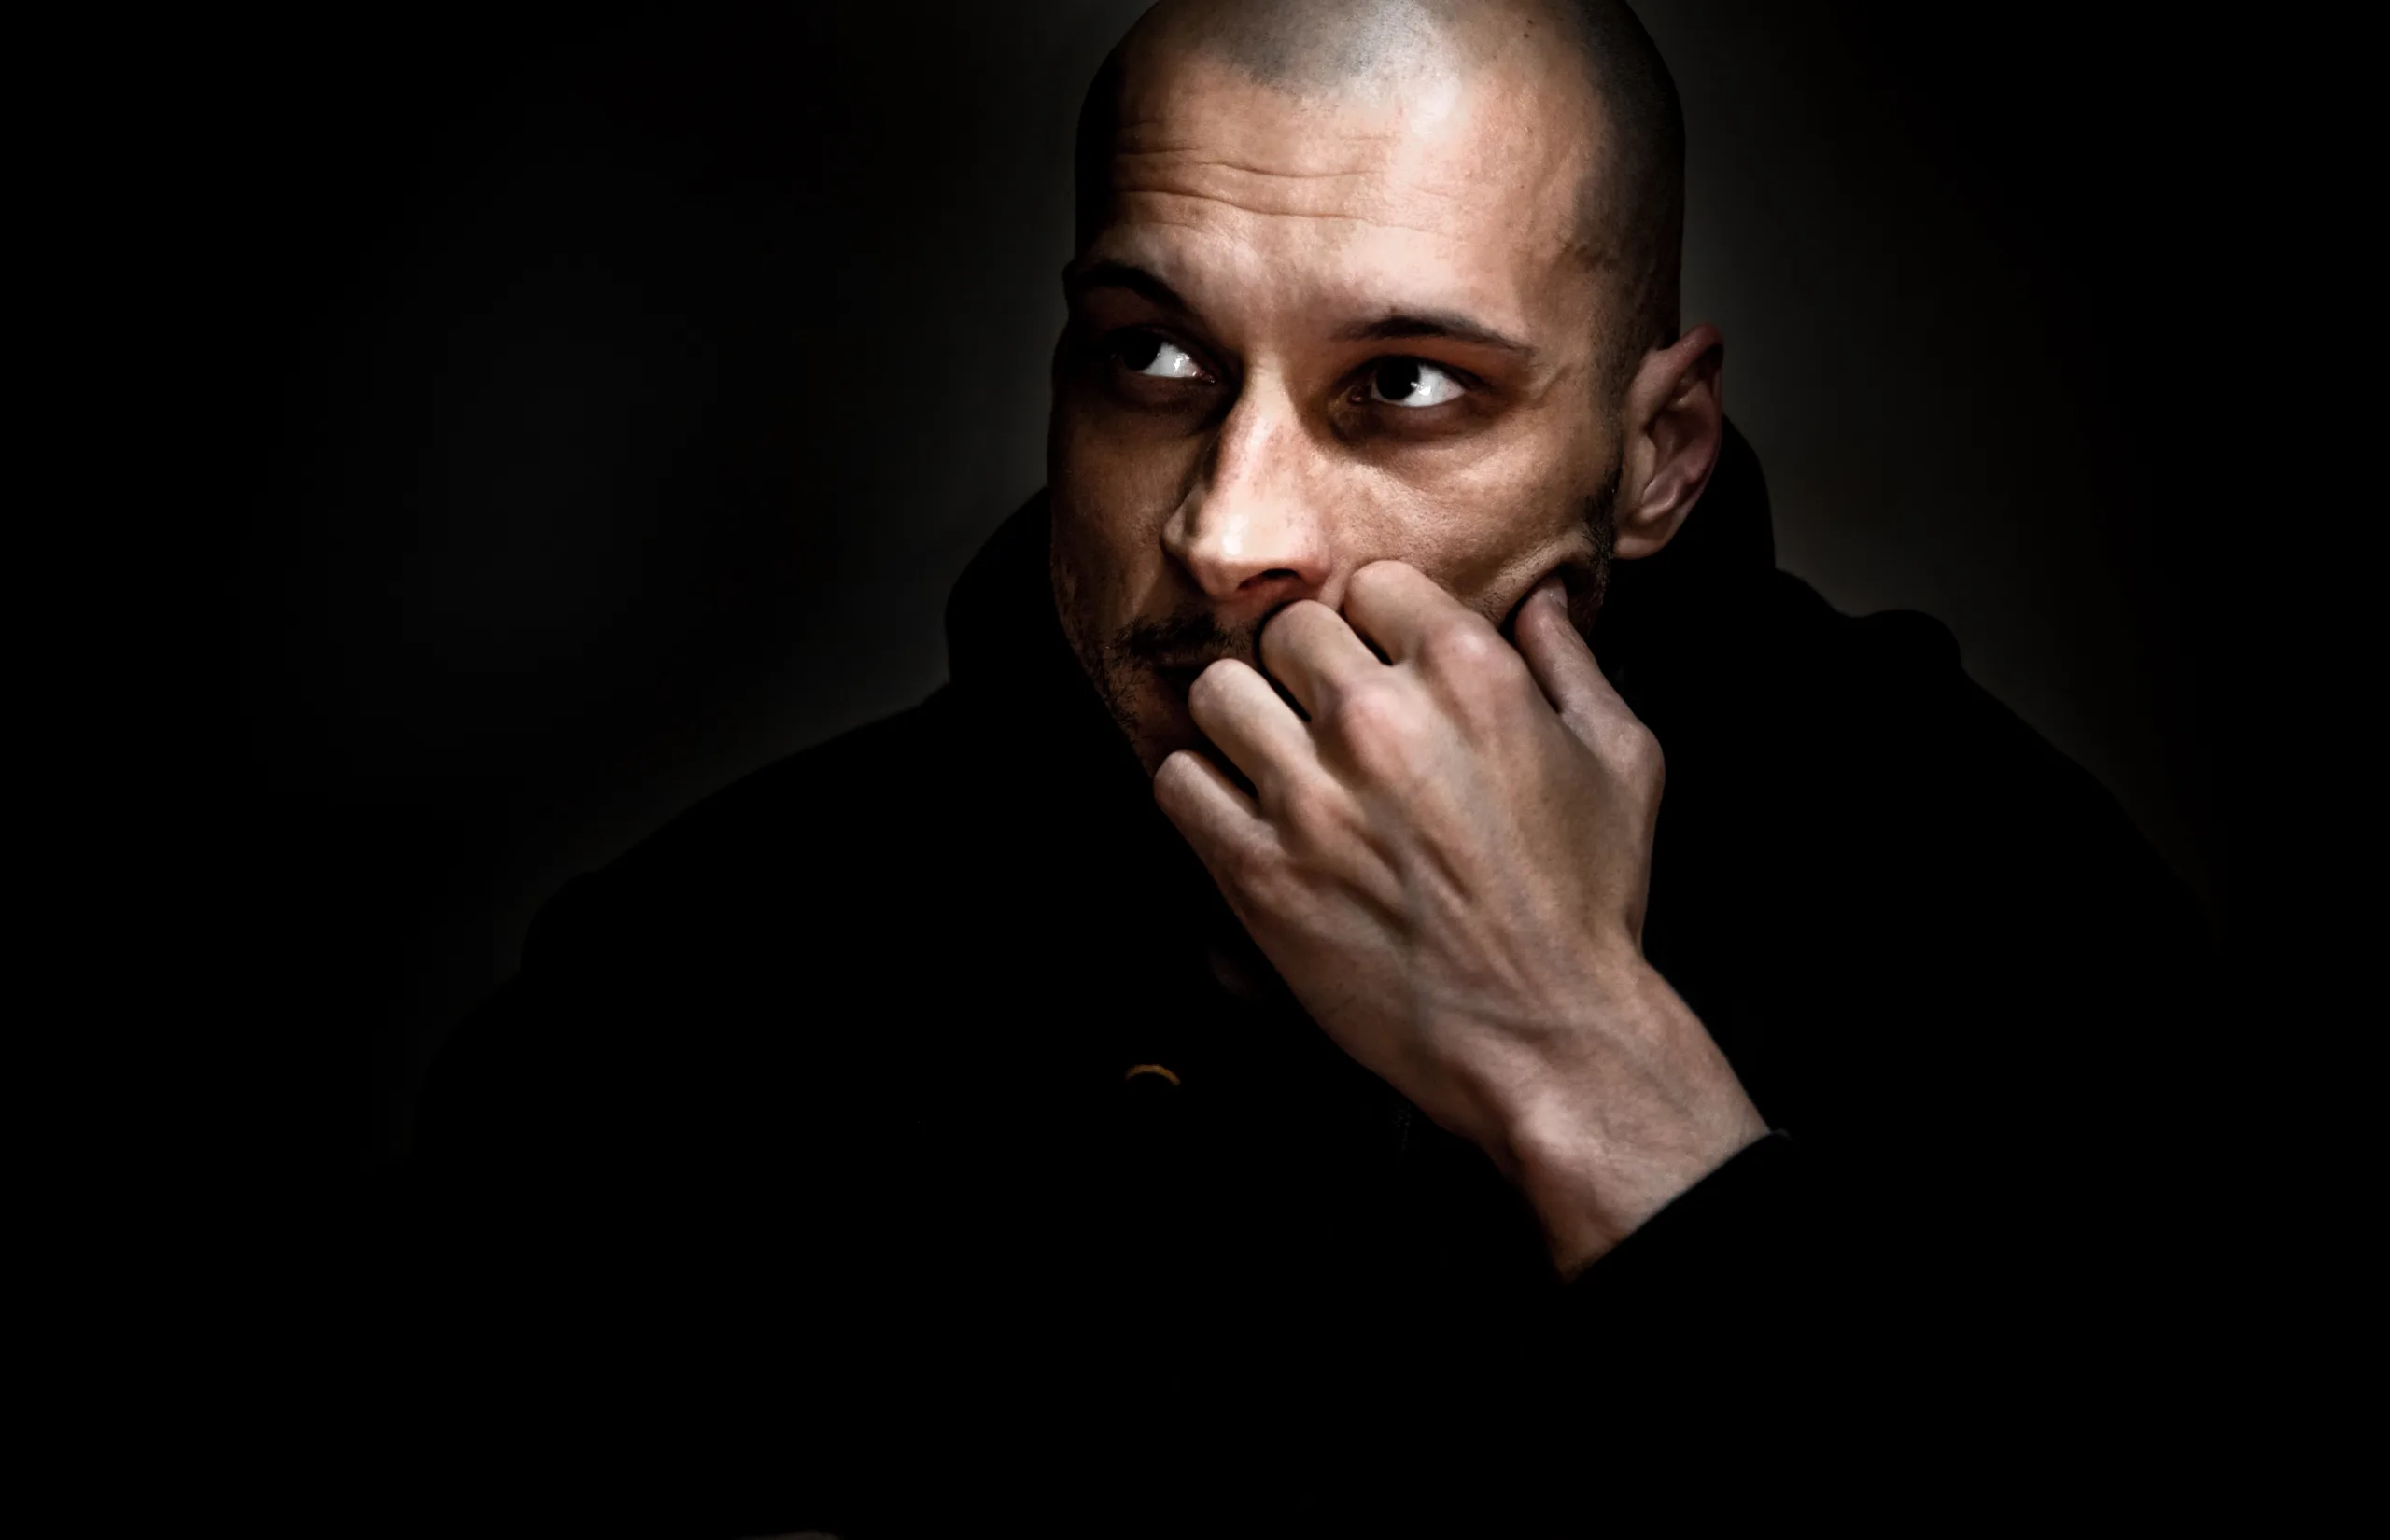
(1114, 670), (1204, 777)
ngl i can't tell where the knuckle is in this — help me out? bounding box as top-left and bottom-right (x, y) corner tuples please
(1272, 778), (1332, 838)
(1324, 681), (1408, 759)
(1618, 722), (1666, 785)
(1221, 833), (1283, 894)
(1420, 616), (1508, 679)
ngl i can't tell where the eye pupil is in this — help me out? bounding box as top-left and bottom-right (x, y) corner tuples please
(1376, 360), (1422, 401)
(1118, 333), (1163, 371)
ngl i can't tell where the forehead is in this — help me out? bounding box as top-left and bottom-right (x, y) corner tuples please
(1086, 44), (1608, 336)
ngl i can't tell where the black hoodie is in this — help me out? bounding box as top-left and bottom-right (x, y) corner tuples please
(387, 423), (2216, 1533)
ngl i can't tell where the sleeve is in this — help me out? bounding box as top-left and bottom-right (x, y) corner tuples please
(1546, 1129), (1850, 1410)
(1539, 625), (2224, 1463)
(1562, 1130), (1811, 1321)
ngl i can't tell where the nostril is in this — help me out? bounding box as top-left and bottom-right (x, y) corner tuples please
(1243, 567), (1303, 589)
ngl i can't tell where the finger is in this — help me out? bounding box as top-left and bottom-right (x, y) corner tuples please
(1257, 598), (1384, 719)
(1513, 573), (1631, 748)
(1152, 747), (1274, 887)
(1341, 559), (1469, 664)
(1186, 657), (1315, 790)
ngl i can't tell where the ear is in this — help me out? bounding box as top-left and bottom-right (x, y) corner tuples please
(1611, 324), (1725, 561)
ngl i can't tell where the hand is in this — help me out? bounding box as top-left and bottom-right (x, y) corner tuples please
(1152, 561), (1767, 1273)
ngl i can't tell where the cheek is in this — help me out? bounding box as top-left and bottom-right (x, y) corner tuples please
(1049, 407), (1188, 605)
(1377, 438), (1602, 604)
(1050, 492), (1149, 631)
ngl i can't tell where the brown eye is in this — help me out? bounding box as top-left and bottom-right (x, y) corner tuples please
(1366, 357), (1465, 407)
(1113, 331), (1204, 380)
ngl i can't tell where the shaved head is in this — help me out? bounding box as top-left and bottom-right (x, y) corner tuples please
(1075, 0), (1685, 387)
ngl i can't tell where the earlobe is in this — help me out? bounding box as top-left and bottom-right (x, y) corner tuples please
(1610, 325), (1726, 562)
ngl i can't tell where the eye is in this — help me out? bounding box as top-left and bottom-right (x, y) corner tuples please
(1115, 331), (1207, 381)
(1365, 358), (1466, 408)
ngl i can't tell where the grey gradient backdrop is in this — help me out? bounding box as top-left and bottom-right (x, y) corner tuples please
(241, 2), (2221, 1169)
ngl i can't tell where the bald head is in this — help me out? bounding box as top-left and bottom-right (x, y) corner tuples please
(1074, 0), (1685, 381)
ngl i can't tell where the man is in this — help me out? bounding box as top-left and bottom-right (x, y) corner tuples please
(387, 0), (2214, 1531)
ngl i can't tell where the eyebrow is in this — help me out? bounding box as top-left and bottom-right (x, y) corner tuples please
(1064, 259), (1194, 314)
(1336, 311), (1537, 359)
(1067, 259), (1536, 360)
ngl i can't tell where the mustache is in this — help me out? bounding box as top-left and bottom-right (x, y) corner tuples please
(1111, 608), (1267, 668)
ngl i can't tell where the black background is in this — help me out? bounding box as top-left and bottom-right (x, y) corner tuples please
(218, 2), (2229, 1171)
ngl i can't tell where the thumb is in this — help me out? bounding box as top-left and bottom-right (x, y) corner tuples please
(1513, 573), (1627, 749)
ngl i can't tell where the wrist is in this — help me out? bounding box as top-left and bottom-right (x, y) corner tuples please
(1490, 965), (1769, 1277)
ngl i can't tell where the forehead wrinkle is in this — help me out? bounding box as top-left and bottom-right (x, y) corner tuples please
(1112, 187), (1467, 245)
(1117, 140), (1477, 184)
(1108, 144), (1507, 237)
(1116, 130), (1404, 148)
(1104, 189), (1584, 305)
(1109, 83), (1582, 238)
(1113, 151), (1386, 186)
(1085, 228), (1557, 372)
(1112, 114), (1406, 147)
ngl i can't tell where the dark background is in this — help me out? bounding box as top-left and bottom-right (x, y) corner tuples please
(227, 2), (2228, 1171)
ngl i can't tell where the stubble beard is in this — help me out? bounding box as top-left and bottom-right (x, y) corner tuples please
(1050, 537), (1216, 775)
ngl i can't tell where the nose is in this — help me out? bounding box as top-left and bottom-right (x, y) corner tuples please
(1160, 378), (1332, 614)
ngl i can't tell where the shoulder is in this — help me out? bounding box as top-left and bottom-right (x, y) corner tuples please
(1754, 573), (2159, 861)
(615, 687), (965, 882)
(1785, 574), (2210, 986)
(1662, 569), (2208, 979)
(414, 689), (983, 1162)
(522, 688), (978, 967)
